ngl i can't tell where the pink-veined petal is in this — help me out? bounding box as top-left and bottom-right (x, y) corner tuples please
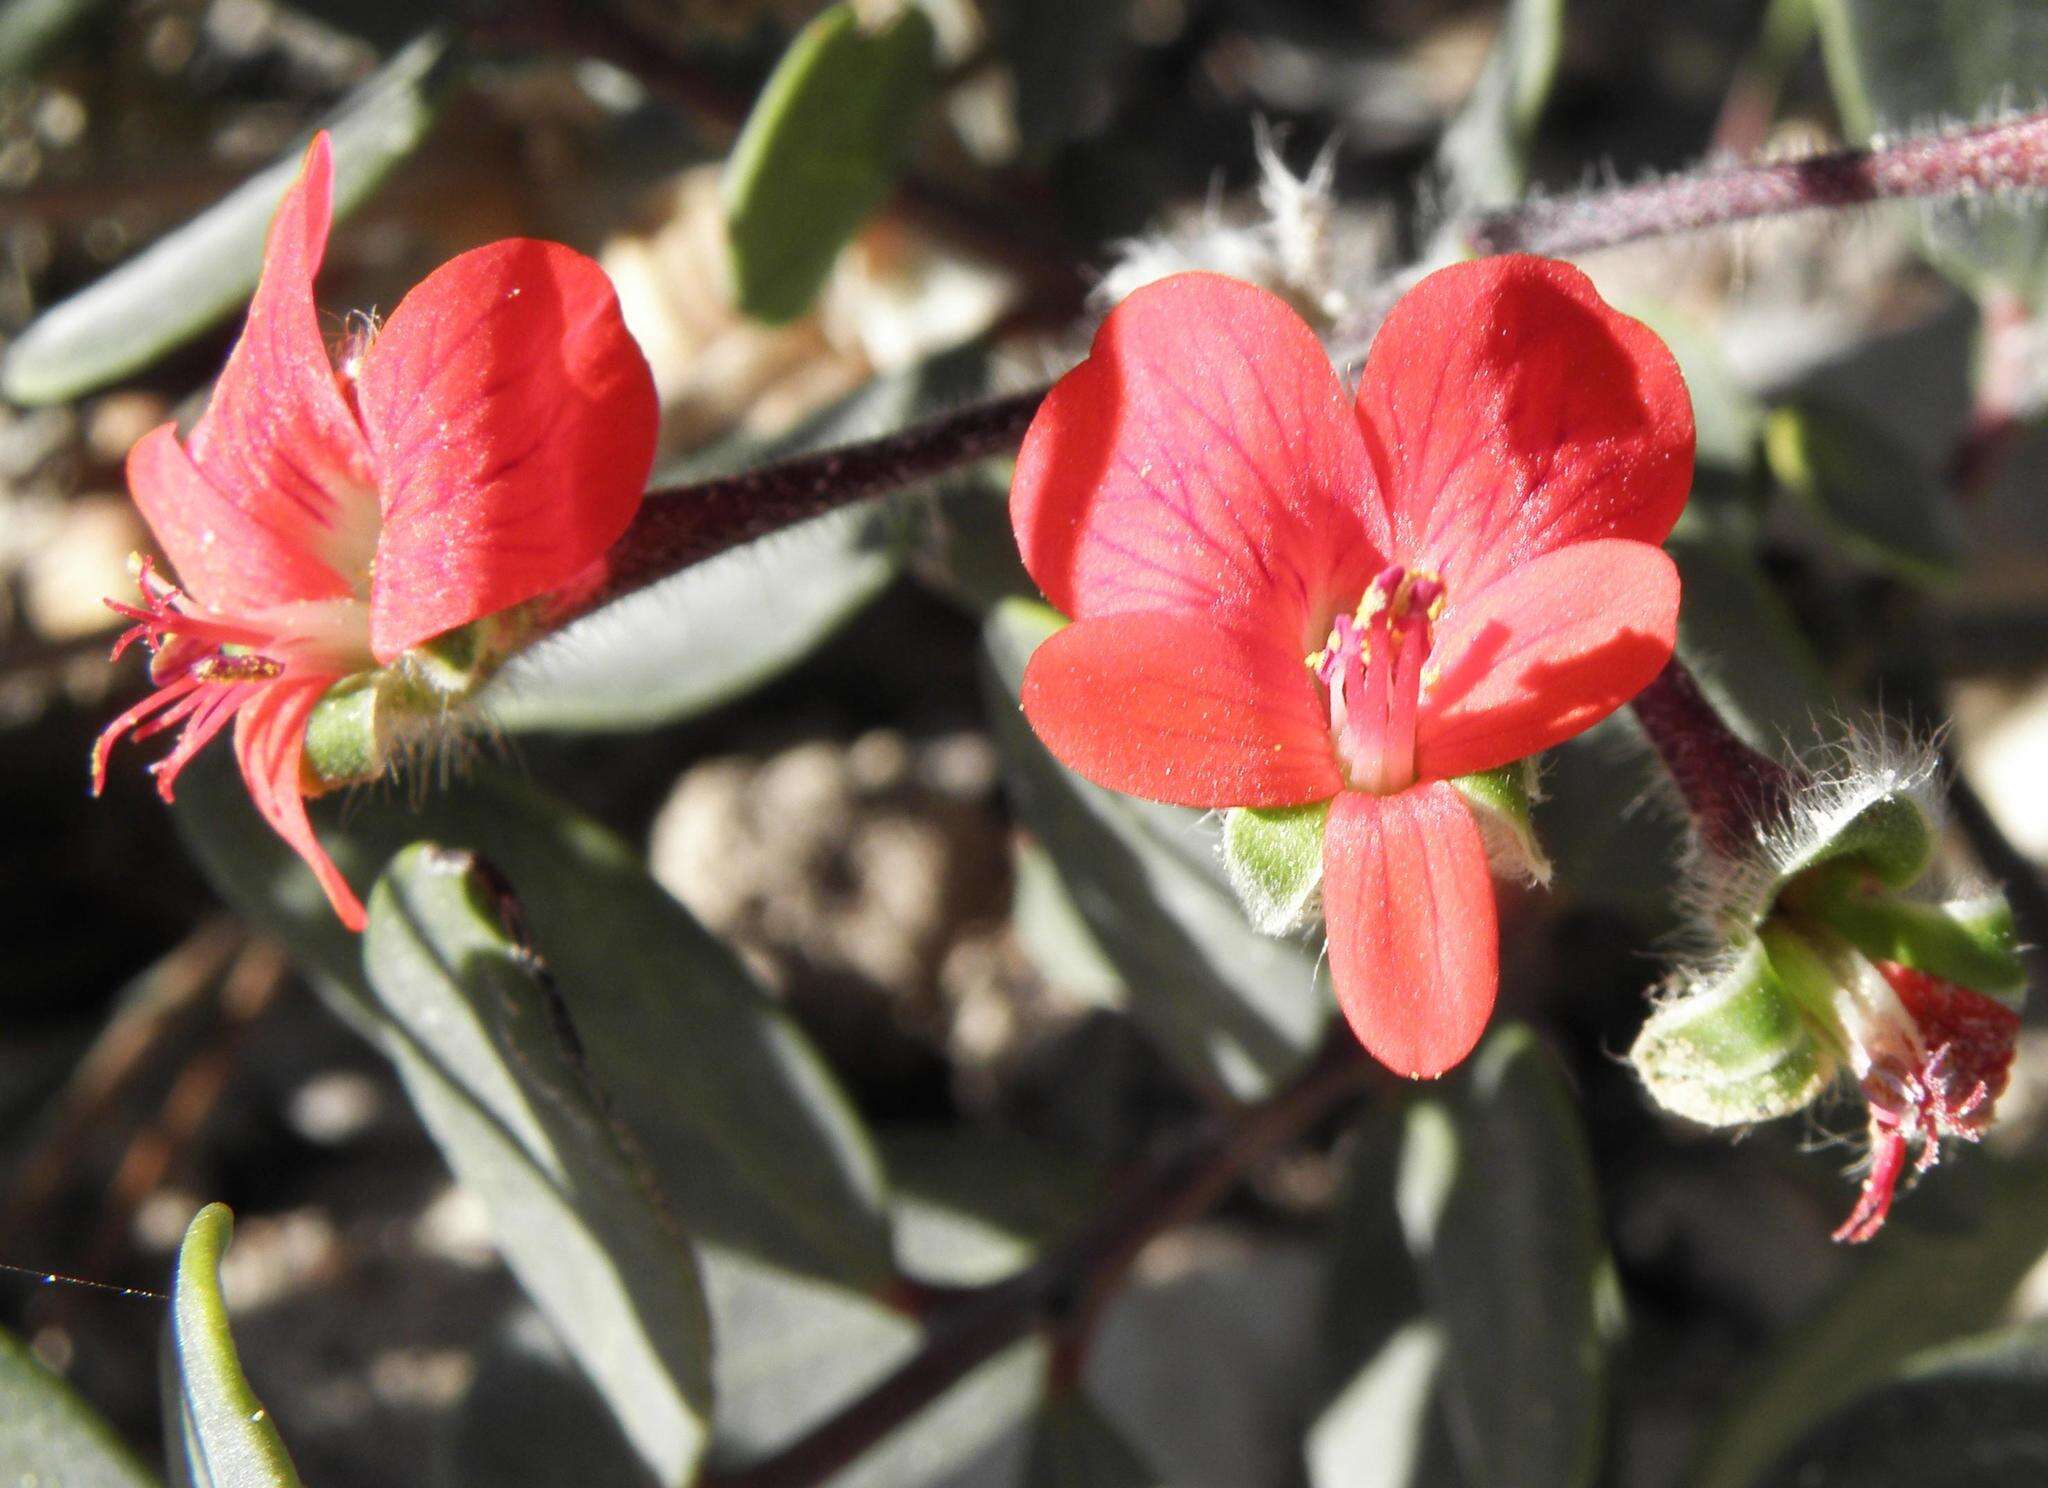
(1356, 256), (1693, 596)
(182, 132), (379, 601)
(127, 425), (355, 614)
(233, 676), (365, 931)
(1415, 540), (1678, 781)
(355, 238), (657, 662)
(1322, 784), (1498, 1079)
(1020, 611), (1343, 809)
(1012, 273), (1384, 644)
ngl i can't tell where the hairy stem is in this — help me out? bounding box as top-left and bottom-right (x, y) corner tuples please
(1630, 657), (1800, 860)
(701, 1034), (1375, 1488)
(1469, 108), (2048, 257)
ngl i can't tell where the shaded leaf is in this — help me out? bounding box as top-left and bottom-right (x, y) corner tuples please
(1750, 1320), (2048, 1488)
(0, 1324), (158, 1488)
(1690, 1156), (2048, 1488)
(1025, 1393), (1165, 1487)
(364, 845), (713, 1485)
(0, 0), (115, 75)
(724, 2), (936, 323)
(2, 31), (452, 404)
(1308, 1322), (1464, 1488)
(884, 1125), (1108, 1287)
(437, 1310), (652, 1488)
(171, 754), (894, 1290)
(1764, 398), (1965, 584)
(1397, 1026), (1615, 1488)
(996, 0), (1129, 159)
(483, 350), (989, 734)
(980, 599), (1329, 1102)
(162, 1204), (303, 1488)
(1436, 0), (1564, 211)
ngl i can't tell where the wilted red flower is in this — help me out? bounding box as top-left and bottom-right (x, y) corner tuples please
(1012, 259), (1694, 1077)
(93, 132), (658, 930)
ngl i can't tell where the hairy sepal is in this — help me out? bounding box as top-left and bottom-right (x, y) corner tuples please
(1222, 799), (1331, 934)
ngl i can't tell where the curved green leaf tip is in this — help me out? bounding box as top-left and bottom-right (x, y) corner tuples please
(723, 1), (938, 324)
(170, 1203), (304, 1488)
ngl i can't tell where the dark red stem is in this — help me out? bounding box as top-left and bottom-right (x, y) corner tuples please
(1470, 109), (2048, 257)
(1630, 657), (1801, 860)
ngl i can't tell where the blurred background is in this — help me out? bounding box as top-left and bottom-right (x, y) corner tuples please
(4, 1), (2048, 1485)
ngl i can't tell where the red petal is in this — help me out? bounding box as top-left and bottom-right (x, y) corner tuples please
(1356, 256), (1693, 596)
(233, 677), (365, 932)
(1322, 784), (1498, 1079)
(355, 239), (658, 661)
(127, 424), (355, 612)
(1011, 273), (1383, 644)
(181, 132), (380, 602)
(1415, 540), (1678, 781)
(1020, 611), (1342, 809)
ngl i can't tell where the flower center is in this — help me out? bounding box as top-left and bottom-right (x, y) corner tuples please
(1307, 564), (1444, 795)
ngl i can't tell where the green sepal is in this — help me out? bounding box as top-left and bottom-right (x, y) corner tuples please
(1777, 788), (1937, 899)
(302, 672), (388, 790)
(1221, 800), (1330, 934)
(1799, 873), (2026, 1002)
(1629, 937), (1833, 1127)
(1450, 759), (1551, 886)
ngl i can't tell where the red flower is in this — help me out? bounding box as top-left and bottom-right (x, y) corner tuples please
(1011, 259), (1693, 1077)
(92, 132), (658, 931)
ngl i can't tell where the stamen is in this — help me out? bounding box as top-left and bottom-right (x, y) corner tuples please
(1308, 564), (1446, 795)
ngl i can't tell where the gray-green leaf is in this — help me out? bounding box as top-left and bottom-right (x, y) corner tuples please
(364, 846), (713, 1485)
(1398, 1026), (1616, 1488)
(723, 2), (936, 323)
(981, 599), (1329, 1102)
(171, 755), (894, 1290)
(2, 30), (452, 405)
(1764, 398), (1965, 584)
(1025, 1393), (1165, 1487)
(0, 1324), (158, 1488)
(163, 1204), (304, 1488)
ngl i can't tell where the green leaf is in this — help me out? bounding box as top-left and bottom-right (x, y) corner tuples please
(1, 31), (452, 405)
(1221, 801), (1330, 935)
(1764, 399), (1965, 584)
(1025, 1394), (1164, 1487)
(163, 1204), (304, 1488)
(981, 599), (1329, 1101)
(1450, 759), (1550, 886)
(1817, 0), (2048, 304)
(1397, 1026), (1616, 1488)
(1800, 878), (2026, 998)
(0, 0), (116, 75)
(482, 350), (989, 734)
(1775, 789), (1938, 901)
(1749, 1320), (2048, 1487)
(364, 846), (713, 1485)
(723, 1), (937, 323)
(1690, 1156), (2048, 1488)
(884, 1125), (1108, 1287)
(1629, 936), (1834, 1128)
(1435, 0), (1565, 211)
(0, 1325), (159, 1488)
(171, 754), (894, 1290)
(1308, 1321), (1463, 1488)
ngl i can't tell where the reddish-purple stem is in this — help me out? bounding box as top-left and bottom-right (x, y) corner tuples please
(1630, 657), (1801, 860)
(1470, 109), (2048, 257)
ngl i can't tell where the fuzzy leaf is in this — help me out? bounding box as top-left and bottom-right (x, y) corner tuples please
(723, 1), (936, 323)
(981, 599), (1329, 1102)
(1436, 0), (1565, 211)
(163, 1205), (304, 1488)
(1691, 1156), (2048, 1488)
(1397, 1026), (1616, 1488)
(363, 846), (713, 1485)
(1750, 1320), (2048, 1487)
(1, 31), (450, 404)
(1222, 801), (1330, 934)
(1764, 399), (1964, 584)
(1775, 789), (1938, 899)
(171, 754), (895, 1290)
(1629, 937), (1833, 1127)
(0, 1325), (159, 1488)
